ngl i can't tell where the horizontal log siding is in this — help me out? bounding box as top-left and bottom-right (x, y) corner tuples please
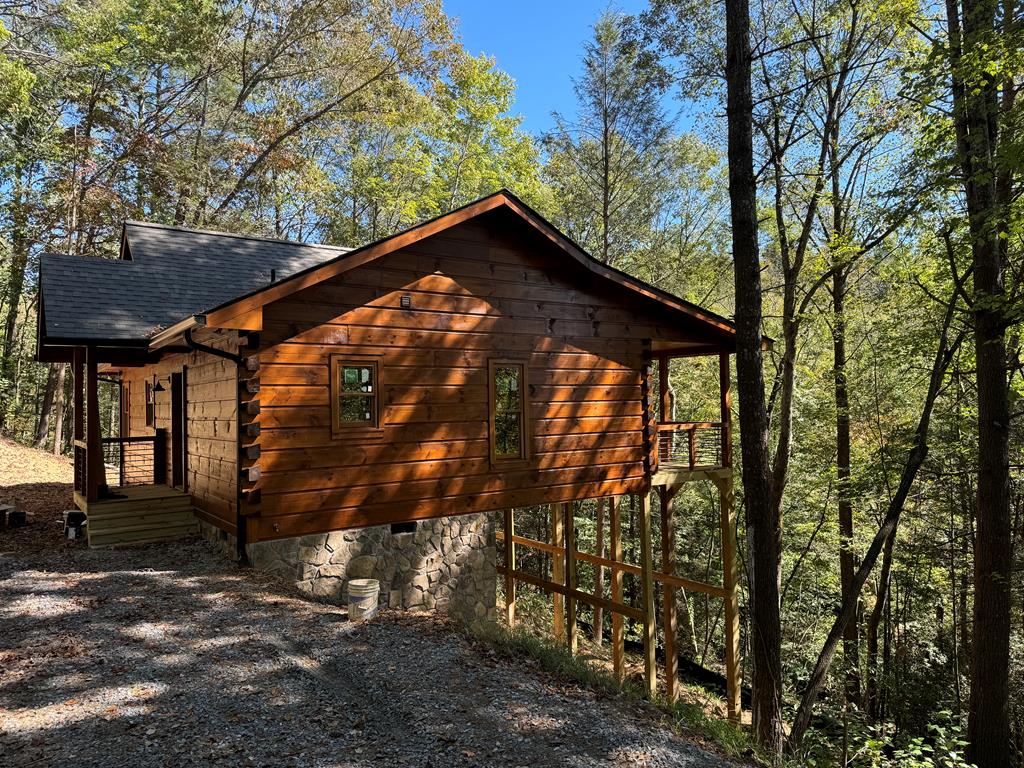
(121, 330), (239, 533)
(251, 220), (703, 540)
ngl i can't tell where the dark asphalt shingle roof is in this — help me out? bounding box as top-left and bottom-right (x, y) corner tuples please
(40, 222), (349, 343)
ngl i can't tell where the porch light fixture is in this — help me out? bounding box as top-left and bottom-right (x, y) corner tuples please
(152, 375), (166, 393)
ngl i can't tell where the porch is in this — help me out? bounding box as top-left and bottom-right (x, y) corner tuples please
(70, 347), (196, 547)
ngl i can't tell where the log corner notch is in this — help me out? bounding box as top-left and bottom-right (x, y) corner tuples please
(238, 340), (261, 553)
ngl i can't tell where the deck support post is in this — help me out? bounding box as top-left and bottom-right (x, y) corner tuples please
(85, 346), (102, 502)
(717, 474), (741, 722)
(564, 501), (578, 653)
(639, 345), (658, 698)
(639, 488), (658, 699)
(550, 502), (565, 643)
(610, 495), (625, 683)
(660, 485), (679, 701)
(718, 352), (741, 722)
(503, 508), (516, 626)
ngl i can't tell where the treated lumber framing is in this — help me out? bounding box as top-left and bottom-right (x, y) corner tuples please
(503, 508), (516, 626)
(551, 503), (566, 643)
(494, 564), (644, 622)
(638, 489), (657, 699)
(493, 350), (741, 715)
(660, 485), (679, 702)
(716, 472), (741, 722)
(610, 495), (625, 683)
(565, 501), (578, 653)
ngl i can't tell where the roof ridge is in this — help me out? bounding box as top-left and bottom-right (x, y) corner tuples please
(124, 220), (353, 251)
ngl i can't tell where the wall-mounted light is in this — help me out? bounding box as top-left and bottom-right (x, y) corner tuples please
(152, 374), (166, 393)
(400, 294), (412, 309)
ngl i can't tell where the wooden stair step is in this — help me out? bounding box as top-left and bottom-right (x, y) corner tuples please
(88, 516), (196, 533)
(88, 513), (197, 537)
(87, 505), (194, 522)
(88, 521), (198, 548)
(90, 495), (193, 510)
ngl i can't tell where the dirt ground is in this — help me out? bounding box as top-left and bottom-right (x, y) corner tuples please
(1, 438), (737, 767)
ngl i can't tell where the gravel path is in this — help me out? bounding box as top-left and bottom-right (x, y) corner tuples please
(2, 444), (739, 767)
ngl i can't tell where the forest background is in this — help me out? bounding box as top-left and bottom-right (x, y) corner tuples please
(1, 0), (1021, 765)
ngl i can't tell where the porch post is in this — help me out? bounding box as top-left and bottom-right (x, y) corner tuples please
(72, 348), (85, 499)
(86, 346), (102, 502)
(658, 354), (671, 421)
(73, 347), (84, 443)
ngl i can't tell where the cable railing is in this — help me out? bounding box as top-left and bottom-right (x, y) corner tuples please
(656, 421), (723, 470)
(101, 433), (167, 488)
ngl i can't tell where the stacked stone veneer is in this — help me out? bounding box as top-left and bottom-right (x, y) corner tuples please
(245, 512), (497, 624)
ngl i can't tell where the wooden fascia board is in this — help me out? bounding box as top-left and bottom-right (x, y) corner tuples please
(499, 196), (737, 339)
(204, 305), (262, 331)
(201, 190), (741, 342)
(203, 194), (509, 328)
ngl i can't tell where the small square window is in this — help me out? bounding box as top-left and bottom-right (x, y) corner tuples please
(330, 356), (381, 436)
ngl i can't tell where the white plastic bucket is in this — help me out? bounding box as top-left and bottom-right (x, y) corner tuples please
(347, 578), (380, 621)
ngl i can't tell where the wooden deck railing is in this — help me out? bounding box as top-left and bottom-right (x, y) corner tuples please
(75, 431), (167, 498)
(656, 421), (723, 470)
(73, 440), (87, 494)
(101, 433), (166, 488)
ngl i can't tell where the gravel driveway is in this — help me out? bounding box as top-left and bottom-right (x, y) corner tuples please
(1, 524), (738, 768)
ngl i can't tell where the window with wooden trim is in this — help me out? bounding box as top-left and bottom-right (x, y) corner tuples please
(488, 359), (529, 464)
(330, 355), (381, 435)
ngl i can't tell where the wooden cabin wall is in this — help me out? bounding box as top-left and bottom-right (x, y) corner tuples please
(120, 330), (239, 534)
(250, 219), (706, 542)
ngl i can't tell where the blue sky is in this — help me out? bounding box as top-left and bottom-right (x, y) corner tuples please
(442, 1), (651, 136)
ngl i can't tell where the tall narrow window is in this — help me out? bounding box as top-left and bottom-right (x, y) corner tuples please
(489, 359), (529, 464)
(331, 356), (380, 435)
(145, 381), (155, 427)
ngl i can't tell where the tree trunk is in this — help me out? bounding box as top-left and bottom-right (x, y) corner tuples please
(724, 0), (783, 752)
(52, 363), (67, 454)
(1, 122), (30, 430)
(787, 293), (964, 748)
(34, 364), (59, 448)
(943, 0), (1014, 761)
(864, 526), (895, 720)
(832, 266), (860, 703)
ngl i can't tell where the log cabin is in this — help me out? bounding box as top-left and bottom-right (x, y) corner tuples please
(37, 190), (743, 711)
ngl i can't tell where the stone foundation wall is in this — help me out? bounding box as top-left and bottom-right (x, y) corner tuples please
(197, 517), (239, 560)
(245, 513), (497, 625)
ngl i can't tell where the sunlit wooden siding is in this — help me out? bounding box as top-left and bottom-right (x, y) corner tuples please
(248, 218), (706, 541)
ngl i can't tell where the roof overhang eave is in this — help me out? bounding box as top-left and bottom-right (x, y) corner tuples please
(149, 314), (206, 351)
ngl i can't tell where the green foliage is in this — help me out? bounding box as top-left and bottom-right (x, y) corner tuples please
(801, 711), (974, 768)
(542, 10), (672, 267)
